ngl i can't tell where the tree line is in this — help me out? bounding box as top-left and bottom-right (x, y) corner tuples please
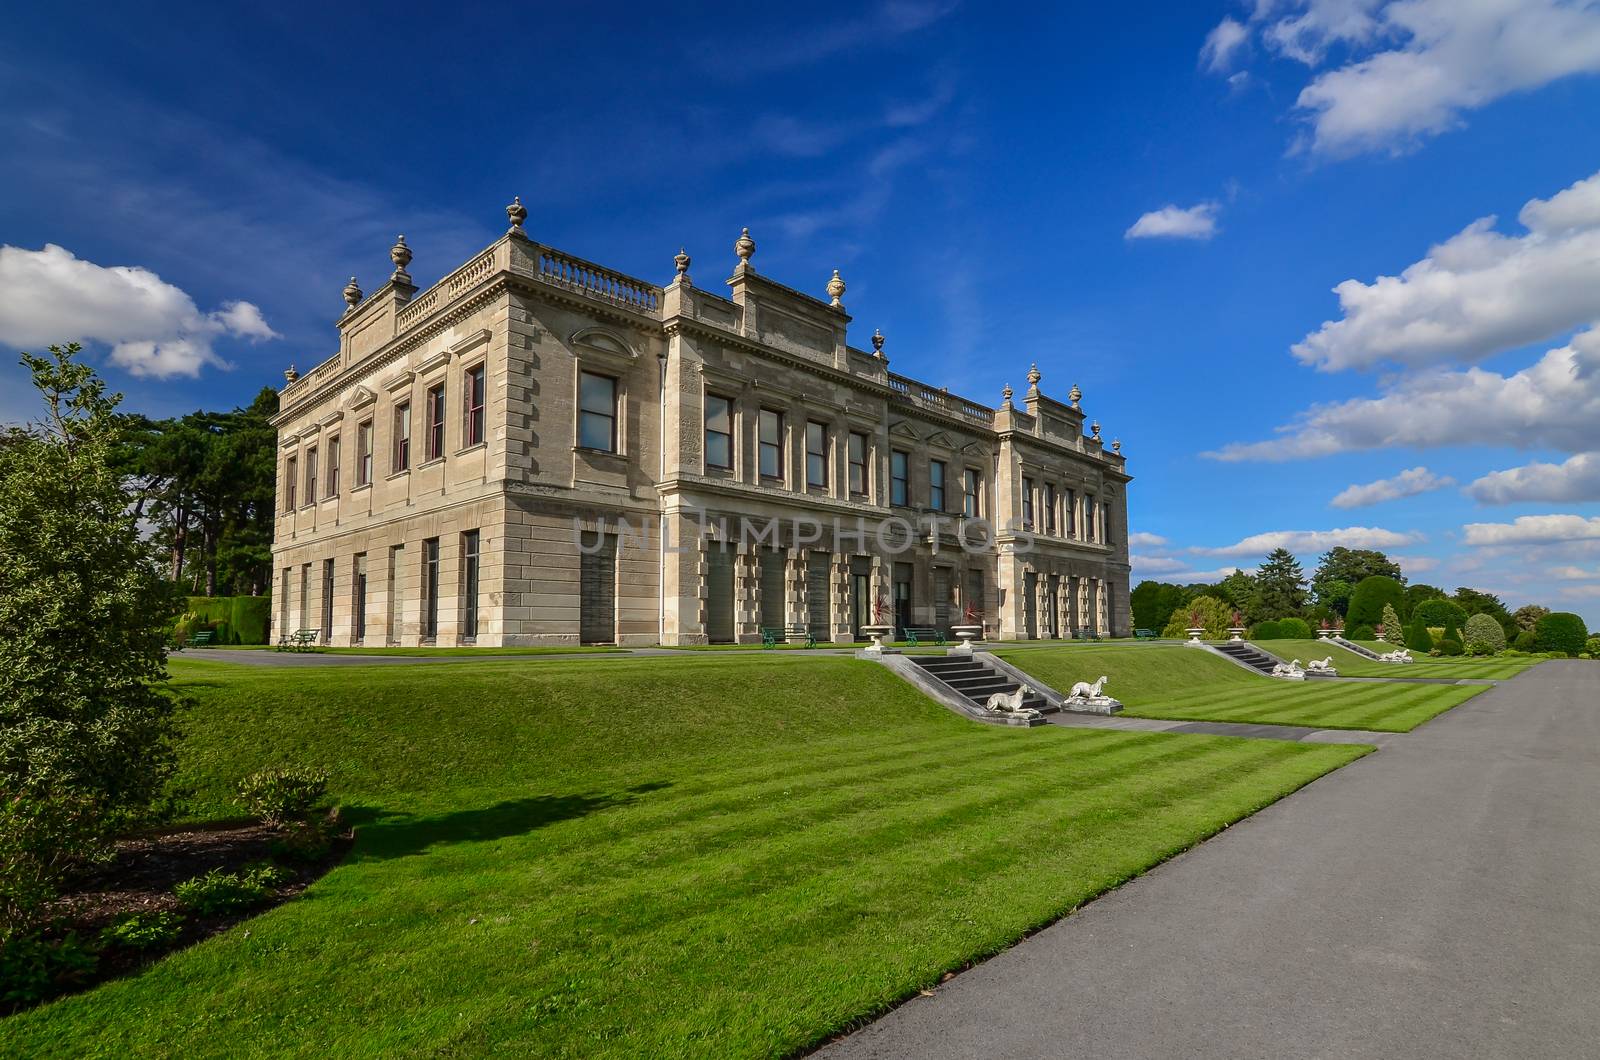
(1132, 546), (1576, 650)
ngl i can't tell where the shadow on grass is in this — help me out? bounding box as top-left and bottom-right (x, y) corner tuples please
(345, 781), (670, 861)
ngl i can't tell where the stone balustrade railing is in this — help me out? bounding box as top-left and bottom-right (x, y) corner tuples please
(887, 371), (993, 428)
(536, 248), (661, 313)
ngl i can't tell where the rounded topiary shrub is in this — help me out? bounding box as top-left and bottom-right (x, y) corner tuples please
(1535, 612), (1588, 656)
(1346, 623), (1374, 641)
(1437, 635), (1464, 656)
(1463, 613), (1506, 654)
(1348, 576), (1406, 631)
(1514, 629), (1538, 652)
(1412, 598), (1468, 631)
(1251, 620), (1283, 640)
(1277, 617), (1312, 639)
(1405, 619), (1434, 653)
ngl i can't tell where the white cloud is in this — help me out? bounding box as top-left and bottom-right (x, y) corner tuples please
(1125, 203), (1219, 241)
(1192, 525), (1424, 557)
(1293, 170), (1600, 372)
(1201, 17), (1251, 72)
(0, 244), (276, 379)
(1128, 531), (1170, 548)
(1331, 466), (1454, 508)
(1549, 564), (1600, 579)
(1393, 554), (1439, 574)
(1467, 451), (1600, 503)
(1212, 2), (1600, 156)
(1139, 566), (1243, 584)
(1131, 554), (1189, 574)
(1463, 513), (1600, 547)
(1210, 327), (1600, 461)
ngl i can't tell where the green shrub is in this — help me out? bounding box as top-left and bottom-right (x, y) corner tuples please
(98, 909), (184, 951)
(270, 817), (335, 863)
(1250, 620), (1283, 640)
(1514, 630), (1538, 652)
(1348, 576), (1406, 631)
(1380, 603), (1404, 642)
(0, 931), (98, 1004)
(1463, 613), (1506, 654)
(1412, 598), (1469, 630)
(237, 767), (329, 828)
(1437, 635), (1463, 656)
(1405, 619), (1434, 653)
(0, 790), (108, 940)
(1346, 623), (1374, 641)
(1587, 637), (1600, 657)
(1535, 612), (1588, 656)
(1161, 595), (1233, 638)
(173, 863), (288, 916)
(1277, 617), (1312, 639)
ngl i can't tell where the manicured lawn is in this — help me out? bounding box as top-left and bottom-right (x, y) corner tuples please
(1258, 639), (1545, 680)
(4, 654), (1365, 1057)
(301, 645), (627, 657)
(997, 645), (1491, 731)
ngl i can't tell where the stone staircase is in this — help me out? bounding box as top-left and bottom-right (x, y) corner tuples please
(1331, 636), (1381, 659)
(1213, 640), (1284, 676)
(911, 655), (1053, 716)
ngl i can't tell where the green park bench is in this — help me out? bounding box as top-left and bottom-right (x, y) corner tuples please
(903, 627), (945, 647)
(180, 630), (214, 650)
(761, 624), (815, 648)
(1073, 628), (1103, 642)
(275, 628), (322, 652)
(1135, 628), (1157, 641)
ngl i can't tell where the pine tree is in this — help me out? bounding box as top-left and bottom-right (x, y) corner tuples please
(1255, 547), (1307, 618)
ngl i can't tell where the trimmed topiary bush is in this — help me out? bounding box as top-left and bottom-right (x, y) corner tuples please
(1380, 603), (1404, 643)
(1514, 629), (1538, 652)
(1348, 576), (1406, 632)
(1535, 611), (1587, 656)
(1405, 619), (1434, 653)
(1437, 634), (1463, 656)
(1463, 613), (1506, 654)
(1277, 617), (1312, 639)
(1250, 620), (1283, 640)
(1346, 623), (1374, 641)
(1412, 598), (1469, 631)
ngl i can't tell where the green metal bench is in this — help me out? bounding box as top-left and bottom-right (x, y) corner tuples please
(903, 627), (945, 647)
(180, 630), (214, 650)
(275, 628), (322, 652)
(1073, 628), (1103, 642)
(1135, 628), (1157, 641)
(760, 624), (815, 648)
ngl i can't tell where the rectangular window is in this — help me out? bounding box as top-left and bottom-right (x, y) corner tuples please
(353, 553), (367, 642)
(963, 468), (980, 518)
(285, 456), (297, 510)
(425, 383), (446, 461)
(1044, 483), (1056, 535)
(704, 394), (733, 470)
(321, 559), (334, 639)
(305, 446), (318, 505)
(848, 432), (868, 496)
(891, 450), (909, 507)
(356, 420), (373, 487)
(422, 537), (440, 640)
(1022, 476), (1035, 529)
(578, 371), (617, 452)
(1102, 502), (1111, 544)
(806, 421), (828, 488)
(462, 530), (480, 639)
(758, 409), (783, 479)
(393, 402), (411, 472)
(464, 364), (485, 448)
(930, 460), (946, 512)
(326, 436), (340, 497)
(1066, 488), (1076, 536)
(1085, 496), (1096, 540)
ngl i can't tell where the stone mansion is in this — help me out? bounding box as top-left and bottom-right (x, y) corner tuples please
(270, 200), (1131, 646)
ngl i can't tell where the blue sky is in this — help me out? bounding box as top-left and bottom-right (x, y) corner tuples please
(5, 1), (1600, 623)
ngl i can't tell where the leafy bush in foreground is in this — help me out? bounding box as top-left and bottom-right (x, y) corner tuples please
(174, 863), (289, 916)
(237, 767), (329, 828)
(1535, 612), (1588, 656)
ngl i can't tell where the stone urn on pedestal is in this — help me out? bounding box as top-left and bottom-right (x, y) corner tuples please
(949, 605), (985, 656)
(859, 593), (896, 655)
(1227, 611), (1246, 641)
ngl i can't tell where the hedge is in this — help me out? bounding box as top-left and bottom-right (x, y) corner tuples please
(1535, 611), (1588, 656)
(1412, 598), (1468, 630)
(1250, 620), (1283, 640)
(178, 596), (271, 645)
(1348, 576), (1406, 630)
(1277, 617), (1312, 639)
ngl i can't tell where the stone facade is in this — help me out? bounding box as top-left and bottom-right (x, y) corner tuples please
(270, 208), (1132, 647)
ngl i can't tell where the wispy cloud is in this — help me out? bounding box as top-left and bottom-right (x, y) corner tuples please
(1192, 526), (1424, 557)
(737, 1), (960, 71)
(1331, 467), (1454, 509)
(1464, 514), (1600, 547)
(1125, 203), (1220, 241)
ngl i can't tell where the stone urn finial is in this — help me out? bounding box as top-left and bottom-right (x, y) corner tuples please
(734, 226), (756, 264)
(1069, 382), (1082, 408)
(1091, 420), (1102, 441)
(1001, 382), (1013, 406)
(1112, 437), (1122, 453)
(674, 247), (691, 284)
(506, 195), (528, 235)
(284, 363), (299, 384)
(827, 268), (846, 307)
(871, 328), (885, 358)
(343, 276), (363, 309)
(1027, 363), (1042, 392)
(390, 234), (413, 284)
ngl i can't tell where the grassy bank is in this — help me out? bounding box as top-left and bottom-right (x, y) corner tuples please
(5, 653), (1365, 1057)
